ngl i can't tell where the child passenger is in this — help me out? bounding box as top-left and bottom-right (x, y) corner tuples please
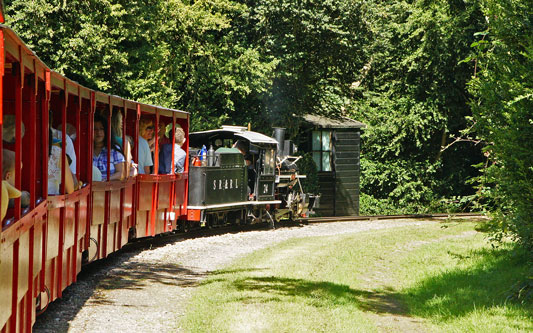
(48, 129), (75, 195)
(2, 149), (30, 206)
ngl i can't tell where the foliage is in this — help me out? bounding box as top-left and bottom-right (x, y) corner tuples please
(4, 0), (276, 131)
(6, 0), (526, 224)
(5, 0), (131, 92)
(507, 260), (533, 304)
(241, 0), (373, 136)
(468, 0), (533, 250)
(295, 152), (319, 195)
(348, 0), (486, 213)
(359, 193), (404, 216)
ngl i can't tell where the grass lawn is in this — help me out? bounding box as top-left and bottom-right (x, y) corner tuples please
(181, 220), (533, 332)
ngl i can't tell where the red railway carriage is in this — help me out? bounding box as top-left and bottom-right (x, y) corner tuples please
(0, 24), (189, 332)
(132, 106), (189, 239)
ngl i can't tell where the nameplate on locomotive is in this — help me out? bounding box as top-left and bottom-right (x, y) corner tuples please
(212, 178), (239, 190)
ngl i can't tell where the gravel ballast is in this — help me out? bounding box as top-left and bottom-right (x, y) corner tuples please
(33, 219), (438, 332)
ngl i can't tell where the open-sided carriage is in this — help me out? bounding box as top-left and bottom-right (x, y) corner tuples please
(0, 23), (189, 332)
(0, 7), (318, 330)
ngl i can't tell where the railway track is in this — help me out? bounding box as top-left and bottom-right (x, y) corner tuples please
(117, 222), (266, 254)
(301, 212), (485, 224)
(119, 212), (485, 254)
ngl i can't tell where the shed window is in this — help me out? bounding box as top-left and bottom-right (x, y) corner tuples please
(312, 130), (332, 172)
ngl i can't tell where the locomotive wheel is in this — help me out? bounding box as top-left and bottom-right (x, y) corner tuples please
(222, 213), (228, 225)
(178, 220), (189, 233)
(265, 210), (276, 229)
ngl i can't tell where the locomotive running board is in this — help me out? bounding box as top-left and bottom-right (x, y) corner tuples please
(187, 200), (281, 210)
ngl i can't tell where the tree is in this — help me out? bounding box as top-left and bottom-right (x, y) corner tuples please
(349, 0), (486, 213)
(4, 0), (276, 130)
(469, 0), (533, 250)
(241, 0), (373, 135)
(4, 0), (494, 216)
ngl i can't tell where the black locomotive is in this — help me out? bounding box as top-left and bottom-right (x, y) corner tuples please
(186, 125), (316, 228)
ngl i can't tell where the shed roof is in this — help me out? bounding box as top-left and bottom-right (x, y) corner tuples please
(301, 114), (366, 129)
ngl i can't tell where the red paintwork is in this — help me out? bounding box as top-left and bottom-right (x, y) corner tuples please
(90, 179), (135, 260)
(187, 209), (201, 222)
(0, 24), (189, 332)
(43, 186), (90, 309)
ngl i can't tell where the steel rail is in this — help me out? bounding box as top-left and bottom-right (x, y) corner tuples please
(124, 212), (486, 251)
(300, 212), (485, 224)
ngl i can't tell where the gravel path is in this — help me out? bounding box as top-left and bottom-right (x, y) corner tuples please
(33, 219), (438, 332)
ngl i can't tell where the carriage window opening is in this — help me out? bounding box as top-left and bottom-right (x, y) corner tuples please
(312, 130), (332, 172)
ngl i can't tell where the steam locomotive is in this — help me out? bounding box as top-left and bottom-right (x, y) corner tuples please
(186, 125), (315, 229)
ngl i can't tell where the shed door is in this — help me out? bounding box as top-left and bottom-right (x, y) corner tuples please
(333, 130), (360, 216)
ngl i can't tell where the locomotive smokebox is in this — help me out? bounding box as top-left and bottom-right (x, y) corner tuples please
(273, 127), (286, 157)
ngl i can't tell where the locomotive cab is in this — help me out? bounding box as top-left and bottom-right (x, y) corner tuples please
(187, 126), (280, 226)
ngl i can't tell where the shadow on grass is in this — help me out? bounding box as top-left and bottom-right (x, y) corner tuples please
(402, 246), (533, 322)
(225, 275), (408, 316)
(96, 263), (205, 293)
(211, 268), (269, 275)
(208, 247), (531, 325)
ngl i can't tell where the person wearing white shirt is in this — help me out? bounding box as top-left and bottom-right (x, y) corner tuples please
(51, 128), (77, 176)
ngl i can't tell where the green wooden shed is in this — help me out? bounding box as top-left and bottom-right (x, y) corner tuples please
(298, 114), (365, 216)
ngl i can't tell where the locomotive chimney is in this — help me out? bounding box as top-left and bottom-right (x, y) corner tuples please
(273, 127), (286, 157)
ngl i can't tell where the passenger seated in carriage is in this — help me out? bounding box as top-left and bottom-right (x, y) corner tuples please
(158, 127), (187, 174)
(111, 109), (136, 177)
(2, 149), (29, 207)
(138, 117), (154, 174)
(47, 129), (75, 195)
(3, 116), (31, 207)
(2, 149), (16, 187)
(156, 121), (171, 147)
(49, 110), (77, 177)
(92, 115), (125, 181)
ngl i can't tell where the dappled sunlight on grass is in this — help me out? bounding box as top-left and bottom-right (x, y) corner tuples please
(401, 246), (533, 330)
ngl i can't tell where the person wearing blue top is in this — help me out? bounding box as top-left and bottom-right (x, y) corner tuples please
(92, 115), (125, 181)
(138, 118), (154, 174)
(158, 127), (187, 174)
